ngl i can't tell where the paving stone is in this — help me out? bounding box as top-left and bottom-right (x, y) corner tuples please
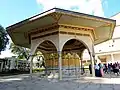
(113, 84), (120, 90)
(100, 87), (113, 90)
(1, 74), (120, 90)
(5, 87), (17, 90)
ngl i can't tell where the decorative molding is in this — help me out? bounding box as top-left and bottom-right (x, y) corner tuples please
(29, 24), (96, 41)
(31, 31), (90, 40)
(29, 24), (94, 36)
(28, 23), (58, 36)
(59, 24), (94, 31)
(59, 31), (90, 36)
(59, 24), (96, 40)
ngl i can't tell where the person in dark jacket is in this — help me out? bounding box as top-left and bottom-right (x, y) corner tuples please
(89, 64), (92, 74)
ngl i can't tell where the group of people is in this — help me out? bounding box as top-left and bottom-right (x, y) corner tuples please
(103, 62), (120, 75)
(89, 62), (120, 77)
(89, 63), (104, 77)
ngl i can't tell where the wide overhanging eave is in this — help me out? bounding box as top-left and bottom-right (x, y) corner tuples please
(6, 8), (116, 31)
(6, 8), (116, 48)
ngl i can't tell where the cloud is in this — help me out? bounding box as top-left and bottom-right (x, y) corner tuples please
(36, 0), (105, 17)
(102, 0), (108, 9)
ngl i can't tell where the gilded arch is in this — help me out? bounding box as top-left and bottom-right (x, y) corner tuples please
(60, 38), (91, 76)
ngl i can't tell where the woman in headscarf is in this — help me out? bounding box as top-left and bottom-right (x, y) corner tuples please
(98, 63), (104, 77)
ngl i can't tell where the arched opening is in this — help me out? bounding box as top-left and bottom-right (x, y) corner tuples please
(80, 49), (91, 75)
(81, 49), (90, 67)
(33, 40), (58, 78)
(62, 39), (90, 78)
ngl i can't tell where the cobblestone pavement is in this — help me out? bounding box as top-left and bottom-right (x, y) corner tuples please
(0, 74), (120, 90)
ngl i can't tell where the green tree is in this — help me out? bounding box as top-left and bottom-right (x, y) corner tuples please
(0, 25), (9, 54)
(10, 43), (44, 60)
(10, 43), (30, 60)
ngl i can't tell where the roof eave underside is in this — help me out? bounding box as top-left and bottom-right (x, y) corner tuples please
(6, 8), (116, 47)
(6, 8), (116, 30)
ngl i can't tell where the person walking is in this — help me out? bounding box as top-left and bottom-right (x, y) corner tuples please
(89, 64), (92, 74)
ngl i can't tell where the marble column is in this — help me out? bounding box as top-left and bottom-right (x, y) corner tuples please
(58, 51), (62, 80)
(29, 54), (34, 79)
(89, 52), (95, 77)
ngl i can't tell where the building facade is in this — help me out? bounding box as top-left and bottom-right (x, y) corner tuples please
(95, 13), (120, 64)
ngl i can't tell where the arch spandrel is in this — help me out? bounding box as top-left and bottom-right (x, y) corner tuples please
(59, 34), (93, 53)
(31, 35), (59, 53)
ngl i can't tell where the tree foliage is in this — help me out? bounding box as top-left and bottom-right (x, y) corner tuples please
(10, 43), (30, 60)
(9, 43), (45, 61)
(0, 25), (9, 53)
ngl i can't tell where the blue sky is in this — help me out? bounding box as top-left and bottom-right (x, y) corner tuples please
(0, 0), (120, 28)
(103, 0), (120, 17)
(0, 0), (42, 28)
